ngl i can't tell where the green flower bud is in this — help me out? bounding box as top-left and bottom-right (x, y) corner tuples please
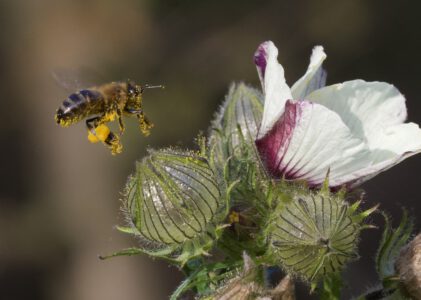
(209, 82), (263, 172)
(270, 186), (369, 283)
(123, 148), (226, 264)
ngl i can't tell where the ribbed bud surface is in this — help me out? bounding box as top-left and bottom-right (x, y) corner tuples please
(271, 190), (360, 282)
(209, 83), (263, 168)
(125, 149), (222, 246)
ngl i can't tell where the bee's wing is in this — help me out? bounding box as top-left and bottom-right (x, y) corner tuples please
(52, 67), (106, 91)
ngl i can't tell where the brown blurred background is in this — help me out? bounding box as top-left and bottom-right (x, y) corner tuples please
(0, 0), (420, 299)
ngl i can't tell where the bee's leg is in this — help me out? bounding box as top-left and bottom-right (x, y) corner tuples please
(86, 116), (101, 136)
(103, 131), (123, 155)
(125, 108), (154, 136)
(137, 113), (153, 136)
(116, 108), (125, 136)
(86, 116), (122, 155)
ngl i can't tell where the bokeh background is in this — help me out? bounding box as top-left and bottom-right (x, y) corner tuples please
(0, 0), (420, 299)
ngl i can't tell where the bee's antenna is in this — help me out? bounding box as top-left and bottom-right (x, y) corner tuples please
(144, 84), (165, 90)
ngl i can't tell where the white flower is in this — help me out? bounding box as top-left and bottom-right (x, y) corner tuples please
(254, 41), (421, 188)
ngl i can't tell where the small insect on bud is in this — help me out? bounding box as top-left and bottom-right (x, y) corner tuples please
(395, 234), (421, 299)
(270, 186), (370, 284)
(123, 148), (226, 264)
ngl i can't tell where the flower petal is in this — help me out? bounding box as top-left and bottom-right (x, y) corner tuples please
(291, 46), (327, 99)
(256, 96), (421, 188)
(254, 41), (292, 139)
(307, 80), (421, 186)
(305, 80), (421, 180)
(256, 100), (372, 187)
(306, 80), (408, 146)
(347, 122), (421, 187)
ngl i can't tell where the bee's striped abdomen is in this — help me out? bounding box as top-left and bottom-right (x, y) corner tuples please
(55, 89), (103, 127)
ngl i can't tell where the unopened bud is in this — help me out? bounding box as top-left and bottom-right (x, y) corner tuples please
(213, 253), (260, 300)
(395, 233), (421, 299)
(270, 187), (363, 283)
(209, 83), (263, 172)
(123, 148), (225, 263)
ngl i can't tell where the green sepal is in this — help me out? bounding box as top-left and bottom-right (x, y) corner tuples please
(171, 259), (244, 300)
(115, 225), (139, 235)
(352, 203), (379, 223)
(99, 246), (176, 263)
(375, 209), (414, 283)
(318, 272), (343, 300)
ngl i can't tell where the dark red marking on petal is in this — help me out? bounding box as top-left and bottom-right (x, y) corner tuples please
(255, 100), (301, 177)
(254, 42), (268, 81)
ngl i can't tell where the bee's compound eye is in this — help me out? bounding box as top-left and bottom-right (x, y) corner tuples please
(55, 108), (64, 124)
(127, 82), (136, 95)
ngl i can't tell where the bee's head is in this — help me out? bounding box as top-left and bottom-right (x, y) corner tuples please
(127, 81), (142, 98)
(55, 108), (72, 127)
(126, 81), (164, 108)
(126, 81), (143, 109)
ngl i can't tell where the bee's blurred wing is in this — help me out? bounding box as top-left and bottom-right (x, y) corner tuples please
(52, 67), (105, 91)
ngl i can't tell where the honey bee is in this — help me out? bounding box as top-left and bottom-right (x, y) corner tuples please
(55, 78), (163, 155)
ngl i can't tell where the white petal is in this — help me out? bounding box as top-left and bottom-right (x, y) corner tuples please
(254, 41), (292, 139)
(291, 46), (327, 100)
(306, 80), (408, 148)
(256, 98), (421, 188)
(256, 100), (371, 187)
(348, 122), (421, 187)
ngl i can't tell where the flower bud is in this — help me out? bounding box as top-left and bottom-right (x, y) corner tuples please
(209, 83), (263, 171)
(123, 148), (225, 263)
(395, 234), (421, 299)
(211, 253), (261, 300)
(270, 187), (364, 283)
(210, 253), (295, 300)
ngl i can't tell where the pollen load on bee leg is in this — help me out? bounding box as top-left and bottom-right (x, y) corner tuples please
(87, 124), (111, 143)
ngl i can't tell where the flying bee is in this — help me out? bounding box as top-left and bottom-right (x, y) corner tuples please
(55, 78), (163, 155)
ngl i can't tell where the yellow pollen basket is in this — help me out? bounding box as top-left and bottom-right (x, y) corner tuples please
(87, 124), (110, 143)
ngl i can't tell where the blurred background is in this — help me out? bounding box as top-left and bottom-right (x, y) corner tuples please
(0, 0), (420, 299)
